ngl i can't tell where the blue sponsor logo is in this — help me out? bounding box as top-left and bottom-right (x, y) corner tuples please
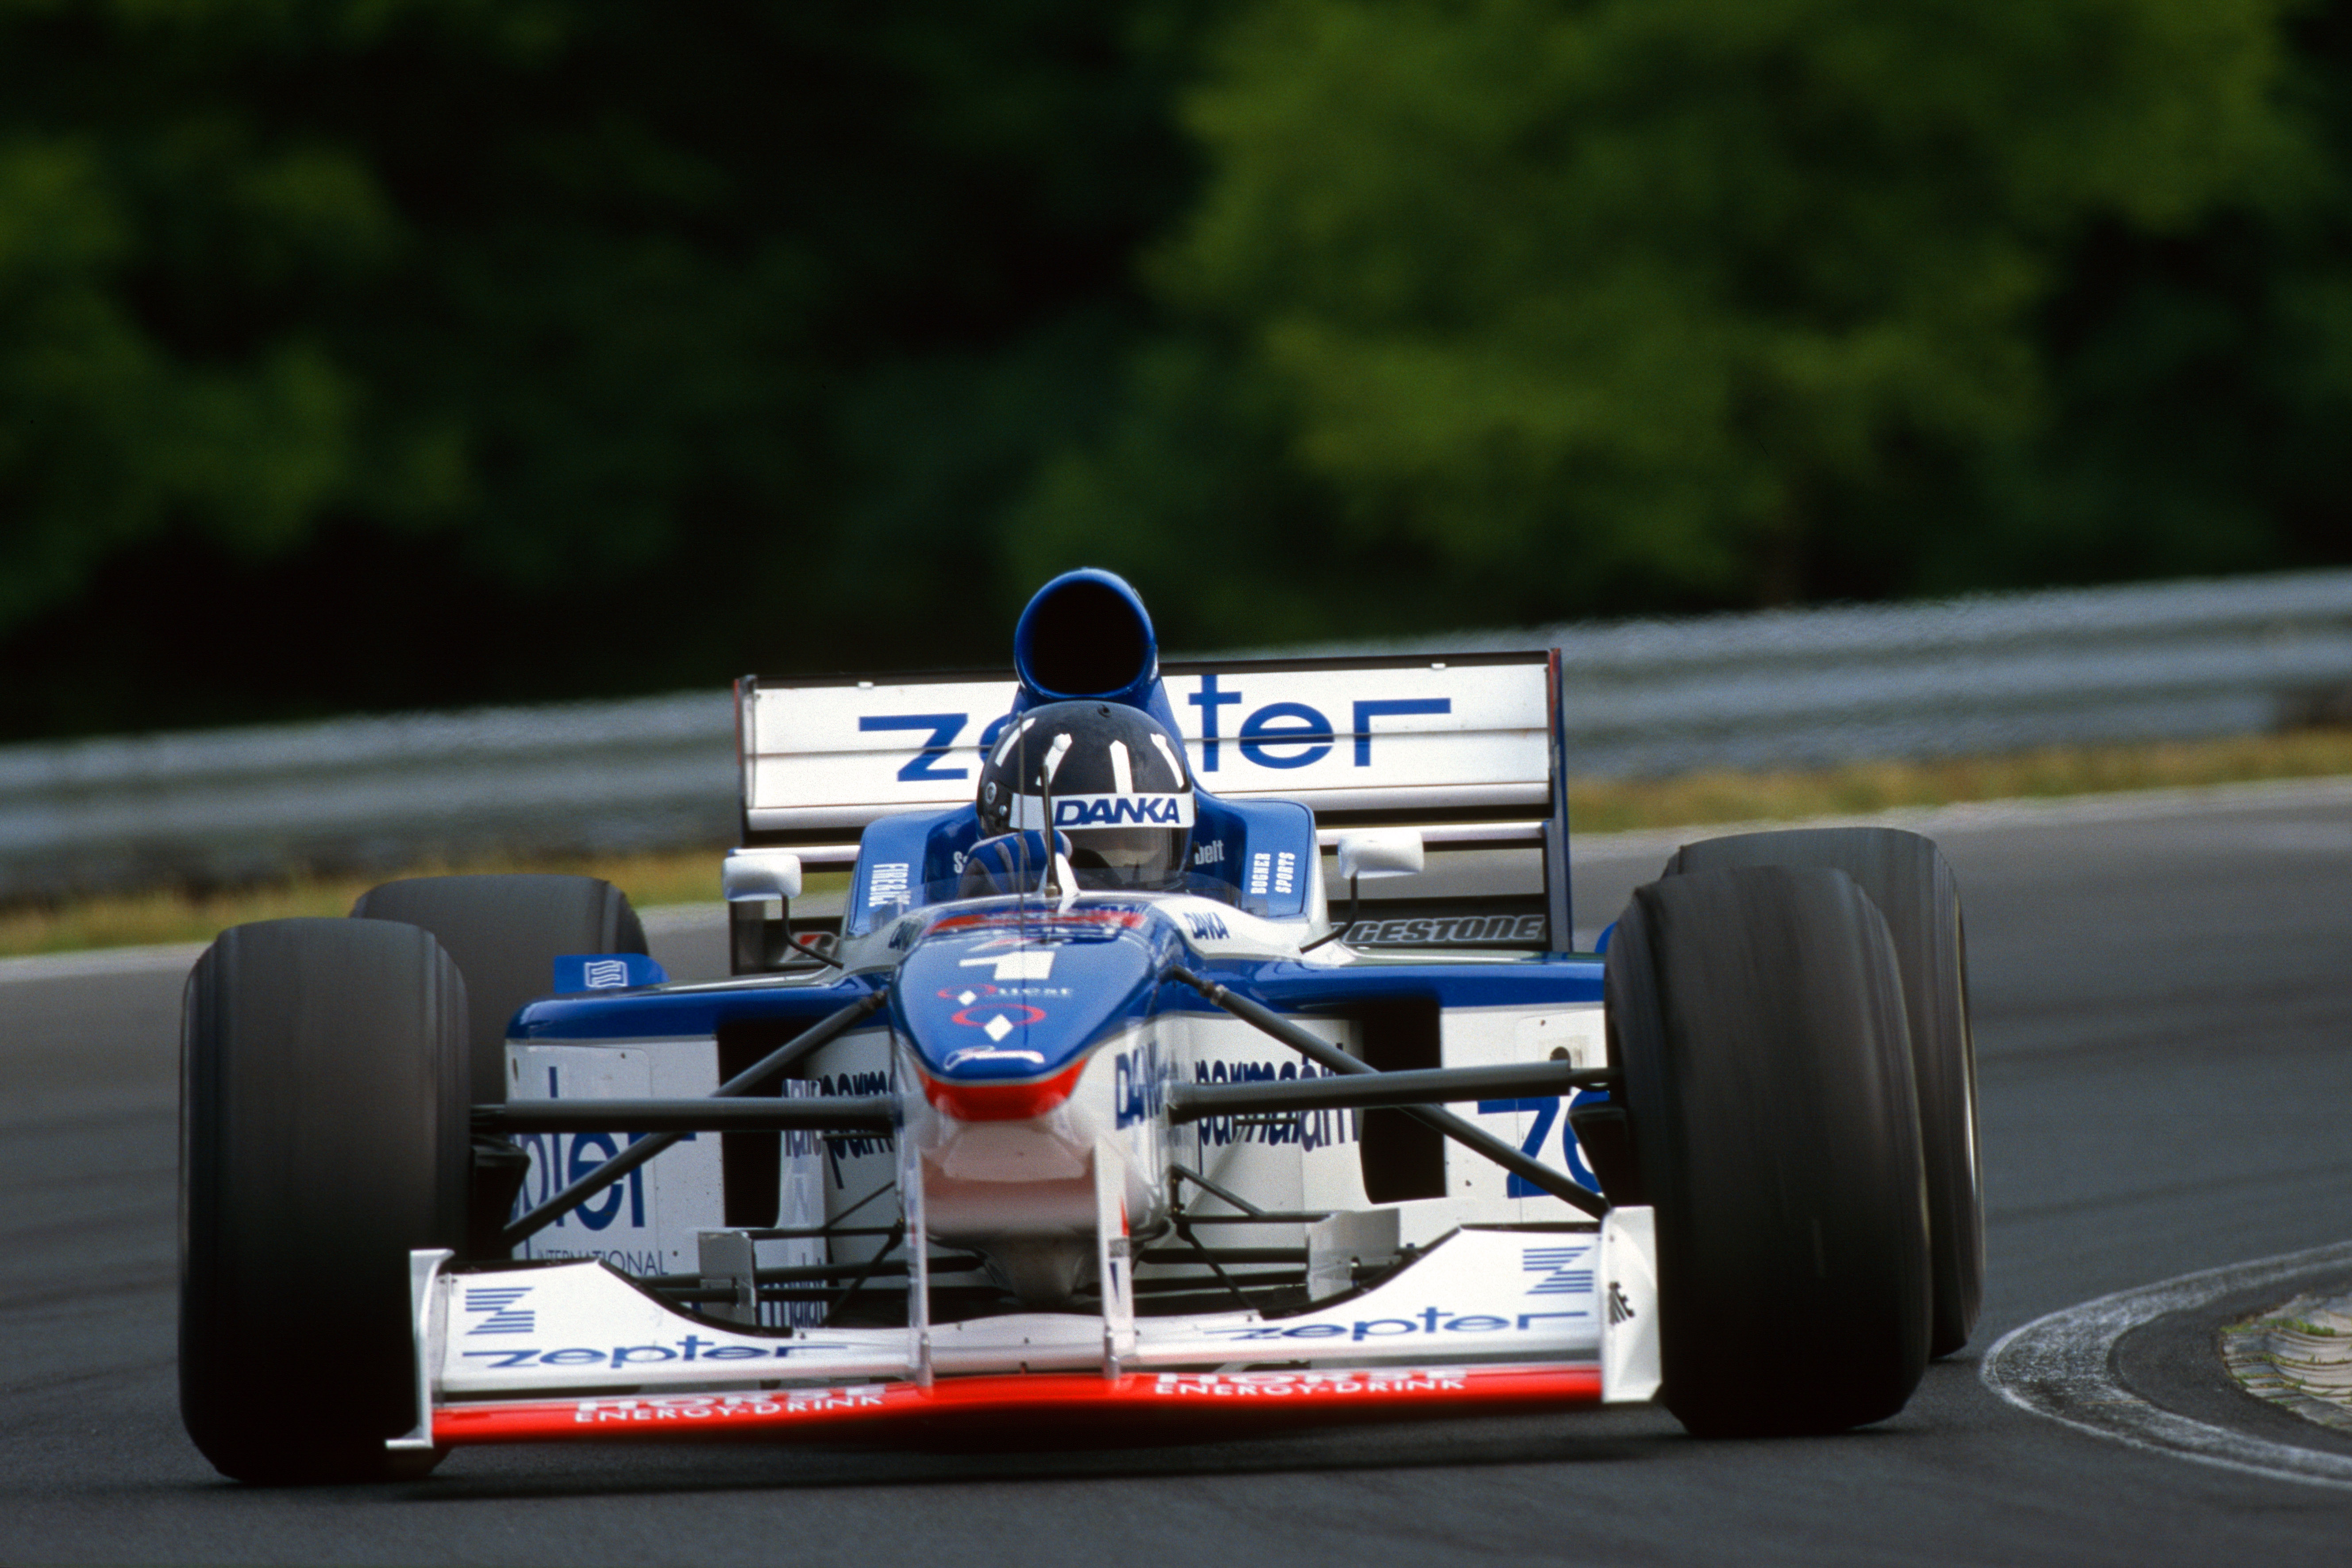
(515, 1142), (686, 1241)
(1521, 1245), (1595, 1296)
(551, 952), (669, 994)
(862, 685), (1455, 780)
(514, 1064), (703, 1239)
(1476, 1086), (1606, 1199)
(1235, 702), (1332, 770)
(1053, 795), (1185, 827)
(463, 1286), (535, 1336)
(1183, 910), (1229, 942)
(1191, 1059), (1355, 1151)
(1184, 677), (1454, 774)
(811, 1069), (896, 1187)
(858, 714), (970, 782)
(1113, 1038), (1166, 1129)
(524, 1246), (666, 1274)
(512, 1130), (686, 1234)
(1208, 1306), (1586, 1341)
(461, 1333), (853, 1371)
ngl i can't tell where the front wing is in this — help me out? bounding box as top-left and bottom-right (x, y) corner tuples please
(395, 1217), (1661, 1450)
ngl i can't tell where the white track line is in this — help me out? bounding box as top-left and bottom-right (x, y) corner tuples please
(1983, 1241), (2352, 1491)
(0, 941), (208, 985)
(0, 909), (735, 986)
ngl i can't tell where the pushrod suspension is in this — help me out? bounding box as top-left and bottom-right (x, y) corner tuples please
(1169, 1059), (1605, 1120)
(495, 988), (888, 1250)
(481, 1097), (893, 1134)
(1166, 965), (1610, 1218)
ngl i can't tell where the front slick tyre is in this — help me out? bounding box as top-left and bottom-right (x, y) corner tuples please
(180, 918), (467, 1483)
(1663, 826), (1981, 1358)
(1608, 867), (1931, 1437)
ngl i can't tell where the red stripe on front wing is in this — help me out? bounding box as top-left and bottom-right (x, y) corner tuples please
(431, 1364), (1602, 1445)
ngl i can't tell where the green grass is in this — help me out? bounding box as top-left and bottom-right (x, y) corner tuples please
(0, 851), (720, 960)
(1563, 727), (2352, 832)
(5, 727), (2346, 959)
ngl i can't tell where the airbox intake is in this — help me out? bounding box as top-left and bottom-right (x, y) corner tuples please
(1012, 569), (1159, 710)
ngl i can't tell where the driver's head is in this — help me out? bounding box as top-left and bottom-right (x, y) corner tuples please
(976, 701), (1193, 890)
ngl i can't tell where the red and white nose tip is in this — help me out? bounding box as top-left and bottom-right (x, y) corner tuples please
(912, 1056), (1088, 1122)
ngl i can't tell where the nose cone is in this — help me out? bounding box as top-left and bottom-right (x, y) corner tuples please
(893, 913), (1159, 1120)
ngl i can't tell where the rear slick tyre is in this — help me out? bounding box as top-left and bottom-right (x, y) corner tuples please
(1608, 867), (1931, 1437)
(180, 918), (467, 1484)
(1663, 826), (1982, 1357)
(349, 874), (646, 1108)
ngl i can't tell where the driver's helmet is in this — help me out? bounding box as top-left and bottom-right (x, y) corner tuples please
(976, 700), (1194, 890)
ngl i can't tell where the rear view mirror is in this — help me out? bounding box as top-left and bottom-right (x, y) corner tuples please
(1336, 829), (1424, 882)
(723, 848), (804, 903)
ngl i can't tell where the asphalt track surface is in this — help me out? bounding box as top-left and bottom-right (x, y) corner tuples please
(4, 780), (2348, 1566)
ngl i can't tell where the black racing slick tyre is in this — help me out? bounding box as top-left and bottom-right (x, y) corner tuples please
(350, 874), (647, 1107)
(1663, 827), (1982, 1358)
(1607, 867), (1932, 1437)
(180, 918), (468, 1484)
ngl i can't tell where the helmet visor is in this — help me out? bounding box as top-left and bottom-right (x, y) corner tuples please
(1066, 826), (1187, 890)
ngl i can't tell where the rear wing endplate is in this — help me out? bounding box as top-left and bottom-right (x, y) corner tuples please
(736, 651), (1575, 949)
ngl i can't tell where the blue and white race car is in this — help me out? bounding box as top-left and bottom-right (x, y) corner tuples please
(177, 570), (1982, 1482)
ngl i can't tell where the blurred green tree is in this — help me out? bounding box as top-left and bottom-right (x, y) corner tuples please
(2, 0), (2348, 737)
(0, 0), (1199, 734)
(1950, 0), (2352, 593)
(1019, 0), (2314, 640)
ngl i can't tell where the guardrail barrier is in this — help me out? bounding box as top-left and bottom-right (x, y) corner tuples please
(4, 569), (2346, 900)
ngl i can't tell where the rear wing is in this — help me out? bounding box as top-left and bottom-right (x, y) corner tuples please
(735, 651), (1575, 950)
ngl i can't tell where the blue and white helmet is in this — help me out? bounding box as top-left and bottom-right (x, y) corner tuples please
(976, 701), (1194, 890)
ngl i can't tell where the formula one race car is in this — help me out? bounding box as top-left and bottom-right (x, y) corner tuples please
(177, 570), (1982, 1483)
